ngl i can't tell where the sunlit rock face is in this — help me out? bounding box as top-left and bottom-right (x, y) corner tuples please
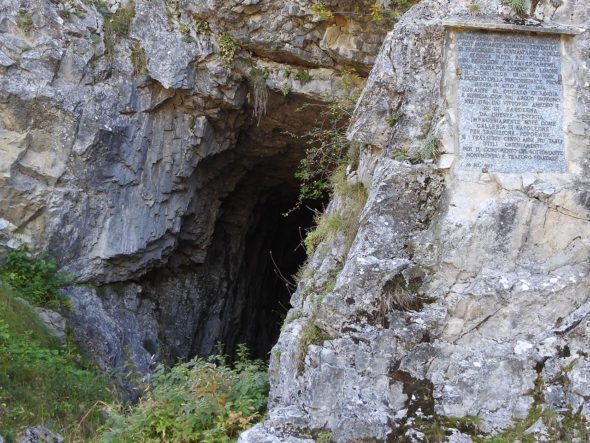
(241, 0), (590, 441)
(2, 0), (590, 441)
(0, 0), (384, 371)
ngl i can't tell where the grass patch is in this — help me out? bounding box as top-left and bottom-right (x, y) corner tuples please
(130, 42), (146, 74)
(502, 0), (527, 14)
(303, 165), (368, 257)
(16, 10), (33, 35)
(97, 1), (135, 57)
(100, 344), (269, 441)
(0, 283), (117, 442)
(297, 318), (329, 376)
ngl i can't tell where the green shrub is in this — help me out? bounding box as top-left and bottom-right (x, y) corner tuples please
(130, 42), (146, 74)
(0, 247), (72, 310)
(293, 69), (312, 83)
(0, 284), (116, 442)
(289, 69), (365, 210)
(503, 0), (527, 14)
(100, 344), (269, 442)
(218, 34), (236, 64)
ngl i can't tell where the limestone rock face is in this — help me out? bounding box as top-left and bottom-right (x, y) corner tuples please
(0, 0), (386, 373)
(2, 0), (590, 441)
(245, 0), (590, 441)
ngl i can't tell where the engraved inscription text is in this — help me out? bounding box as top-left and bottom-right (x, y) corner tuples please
(458, 32), (565, 172)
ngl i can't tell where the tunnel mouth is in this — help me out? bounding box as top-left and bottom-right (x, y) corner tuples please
(141, 90), (329, 364)
(196, 136), (326, 362)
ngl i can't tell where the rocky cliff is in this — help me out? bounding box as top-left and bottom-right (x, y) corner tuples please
(0, 0), (388, 371)
(1, 0), (590, 441)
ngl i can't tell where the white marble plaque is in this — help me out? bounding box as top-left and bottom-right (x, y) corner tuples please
(458, 31), (565, 173)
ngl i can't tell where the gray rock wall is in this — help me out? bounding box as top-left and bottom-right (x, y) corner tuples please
(0, 0), (387, 373)
(1, 0), (590, 440)
(245, 0), (590, 441)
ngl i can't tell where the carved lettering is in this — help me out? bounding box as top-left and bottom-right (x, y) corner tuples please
(458, 32), (565, 172)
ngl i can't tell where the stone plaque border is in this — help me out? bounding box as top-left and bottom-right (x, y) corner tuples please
(442, 18), (581, 175)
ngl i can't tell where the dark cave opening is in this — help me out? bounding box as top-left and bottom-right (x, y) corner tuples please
(222, 190), (316, 360)
(202, 145), (322, 362)
(143, 91), (327, 365)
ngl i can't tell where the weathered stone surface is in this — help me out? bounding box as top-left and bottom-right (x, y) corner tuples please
(2, 0), (590, 441)
(33, 307), (66, 344)
(249, 0), (590, 441)
(16, 426), (63, 443)
(0, 0), (386, 374)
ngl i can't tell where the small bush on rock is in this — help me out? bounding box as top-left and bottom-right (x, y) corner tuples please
(100, 344), (269, 442)
(0, 284), (116, 441)
(0, 247), (72, 310)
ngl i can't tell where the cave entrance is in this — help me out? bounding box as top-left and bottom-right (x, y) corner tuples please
(142, 90), (327, 364)
(203, 94), (325, 361)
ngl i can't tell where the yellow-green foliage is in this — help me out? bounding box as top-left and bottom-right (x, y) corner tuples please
(311, 2), (333, 20)
(218, 34), (236, 64)
(100, 344), (269, 442)
(304, 212), (342, 256)
(130, 42), (146, 74)
(303, 166), (368, 257)
(0, 283), (116, 442)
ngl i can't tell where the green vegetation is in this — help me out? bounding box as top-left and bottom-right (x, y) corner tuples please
(370, 0), (418, 25)
(90, 32), (101, 45)
(283, 69), (292, 78)
(502, 0), (527, 14)
(281, 85), (289, 96)
(311, 2), (333, 20)
(291, 69), (365, 208)
(179, 23), (190, 34)
(0, 247), (72, 310)
(480, 373), (588, 443)
(130, 42), (147, 74)
(0, 283), (116, 442)
(304, 212), (342, 256)
(303, 166), (367, 258)
(96, 1), (136, 57)
(101, 344), (269, 442)
(293, 69), (312, 84)
(469, 4), (481, 13)
(297, 317), (329, 376)
(16, 9), (33, 35)
(194, 18), (210, 35)
(387, 114), (398, 127)
(218, 34), (236, 64)
(281, 309), (304, 331)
